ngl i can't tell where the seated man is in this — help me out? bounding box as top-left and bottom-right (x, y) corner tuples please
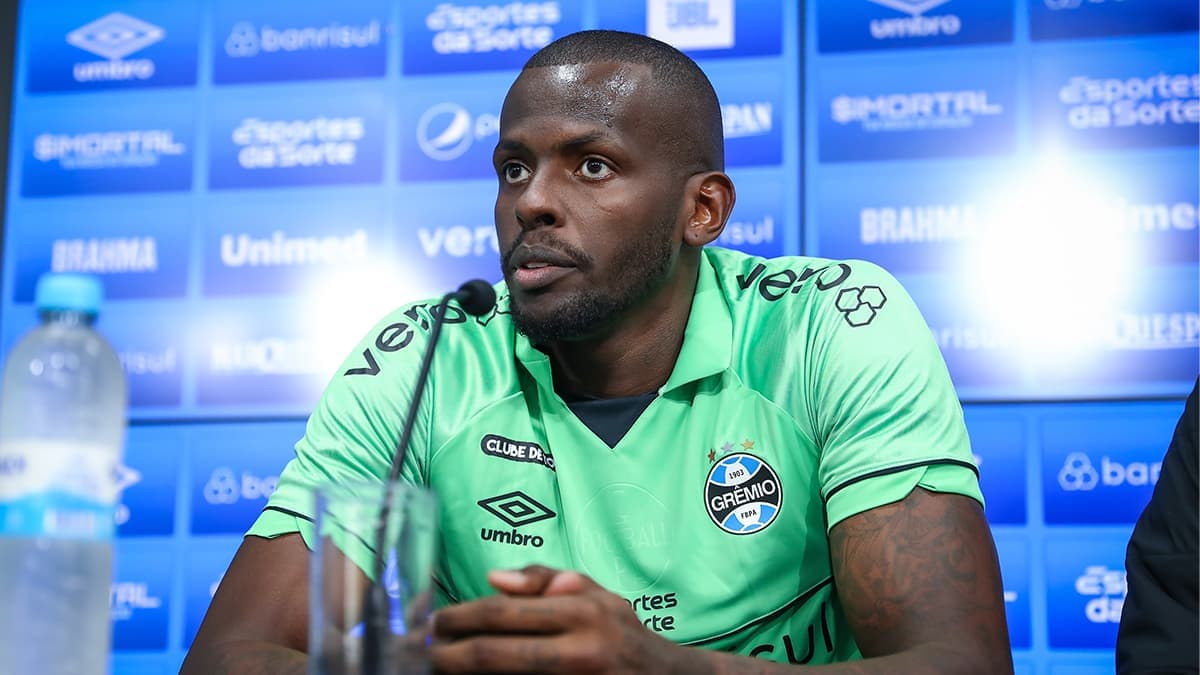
(183, 29), (1012, 674)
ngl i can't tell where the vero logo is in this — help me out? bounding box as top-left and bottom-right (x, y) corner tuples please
(66, 12), (165, 60)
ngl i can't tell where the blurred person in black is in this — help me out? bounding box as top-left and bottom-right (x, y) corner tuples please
(1116, 378), (1199, 674)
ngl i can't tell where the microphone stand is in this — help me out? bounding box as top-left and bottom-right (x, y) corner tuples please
(359, 281), (495, 674)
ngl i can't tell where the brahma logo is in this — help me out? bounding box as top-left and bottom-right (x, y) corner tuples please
(51, 237), (158, 274)
(66, 12), (163, 82)
(417, 103), (498, 161)
(647, 0), (734, 51)
(705, 452), (782, 534)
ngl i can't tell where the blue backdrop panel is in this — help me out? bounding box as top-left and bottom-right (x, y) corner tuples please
(0, 1), (1195, 673)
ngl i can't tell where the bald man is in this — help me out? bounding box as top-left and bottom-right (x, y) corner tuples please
(183, 30), (1012, 674)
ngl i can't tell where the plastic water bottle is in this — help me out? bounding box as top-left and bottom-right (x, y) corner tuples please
(0, 273), (127, 675)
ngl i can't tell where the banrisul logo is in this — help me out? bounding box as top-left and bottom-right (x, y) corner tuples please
(212, 4), (386, 83)
(705, 452), (781, 534)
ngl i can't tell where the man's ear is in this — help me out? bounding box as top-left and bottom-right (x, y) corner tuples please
(683, 172), (736, 248)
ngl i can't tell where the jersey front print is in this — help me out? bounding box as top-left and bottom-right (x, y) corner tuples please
(251, 246), (983, 666)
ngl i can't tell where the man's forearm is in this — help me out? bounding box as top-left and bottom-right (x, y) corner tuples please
(179, 640), (307, 675)
(681, 643), (1007, 675)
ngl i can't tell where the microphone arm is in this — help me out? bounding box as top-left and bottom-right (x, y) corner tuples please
(361, 280), (496, 674)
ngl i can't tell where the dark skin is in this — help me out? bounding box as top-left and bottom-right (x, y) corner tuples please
(181, 62), (1013, 674)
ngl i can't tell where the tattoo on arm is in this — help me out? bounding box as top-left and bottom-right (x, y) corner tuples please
(828, 487), (1012, 672)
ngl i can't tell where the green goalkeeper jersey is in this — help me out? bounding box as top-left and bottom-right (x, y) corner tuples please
(250, 246), (982, 665)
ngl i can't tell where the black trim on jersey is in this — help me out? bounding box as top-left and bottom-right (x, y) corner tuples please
(263, 505), (314, 523)
(681, 577), (834, 647)
(433, 575), (460, 604)
(563, 391), (657, 449)
(823, 459), (980, 503)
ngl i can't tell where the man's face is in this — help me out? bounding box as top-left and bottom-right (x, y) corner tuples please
(493, 62), (688, 344)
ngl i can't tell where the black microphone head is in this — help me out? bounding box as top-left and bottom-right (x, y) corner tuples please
(455, 279), (497, 316)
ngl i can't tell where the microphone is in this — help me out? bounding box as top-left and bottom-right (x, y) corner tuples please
(361, 279), (497, 674)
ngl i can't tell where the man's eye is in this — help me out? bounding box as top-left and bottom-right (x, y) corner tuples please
(579, 158), (613, 179)
(503, 163), (530, 184)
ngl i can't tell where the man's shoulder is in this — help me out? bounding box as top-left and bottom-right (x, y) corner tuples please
(343, 283), (516, 379)
(702, 246), (900, 316)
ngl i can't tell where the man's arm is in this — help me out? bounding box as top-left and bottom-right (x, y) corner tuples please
(1115, 381), (1199, 674)
(432, 486), (1013, 674)
(179, 534), (312, 675)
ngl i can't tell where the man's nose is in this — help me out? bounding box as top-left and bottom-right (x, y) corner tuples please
(514, 170), (560, 230)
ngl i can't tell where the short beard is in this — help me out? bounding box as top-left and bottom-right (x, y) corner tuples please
(509, 221), (676, 345)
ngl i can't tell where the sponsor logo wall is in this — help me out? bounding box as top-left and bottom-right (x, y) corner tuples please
(0, 1), (1193, 673)
(804, 3), (1196, 674)
(2, 2), (798, 671)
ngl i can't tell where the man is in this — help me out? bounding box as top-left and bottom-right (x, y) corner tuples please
(1116, 379), (1198, 674)
(183, 30), (1012, 674)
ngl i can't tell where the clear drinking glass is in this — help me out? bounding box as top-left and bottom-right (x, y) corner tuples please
(308, 481), (438, 675)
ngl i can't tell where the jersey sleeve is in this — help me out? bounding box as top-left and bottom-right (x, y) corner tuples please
(804, 261), (983, 530)
(247, 304), (436, 572)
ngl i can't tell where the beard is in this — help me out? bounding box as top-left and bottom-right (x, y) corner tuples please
(505, 218), (677, 345)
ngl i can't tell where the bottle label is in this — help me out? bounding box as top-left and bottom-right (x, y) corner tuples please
(0, 440), (118, 540)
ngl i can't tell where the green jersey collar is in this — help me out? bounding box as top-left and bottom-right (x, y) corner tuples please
(513, 252), (733, 396)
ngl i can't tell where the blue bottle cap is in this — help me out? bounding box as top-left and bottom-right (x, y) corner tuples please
(34, 273), (103, 315)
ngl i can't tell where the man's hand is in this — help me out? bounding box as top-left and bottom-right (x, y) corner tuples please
(431, 566), (697, 674)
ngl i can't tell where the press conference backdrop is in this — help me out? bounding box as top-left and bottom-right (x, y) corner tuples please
(0, 0), (1195, 673)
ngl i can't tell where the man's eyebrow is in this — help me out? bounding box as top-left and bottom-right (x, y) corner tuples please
(493, 132), (612, 157)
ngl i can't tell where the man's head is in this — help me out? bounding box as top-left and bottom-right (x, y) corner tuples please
(494, 30), (734, 345)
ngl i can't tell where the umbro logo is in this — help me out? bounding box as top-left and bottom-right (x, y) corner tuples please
(478, 491), (555, 548)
